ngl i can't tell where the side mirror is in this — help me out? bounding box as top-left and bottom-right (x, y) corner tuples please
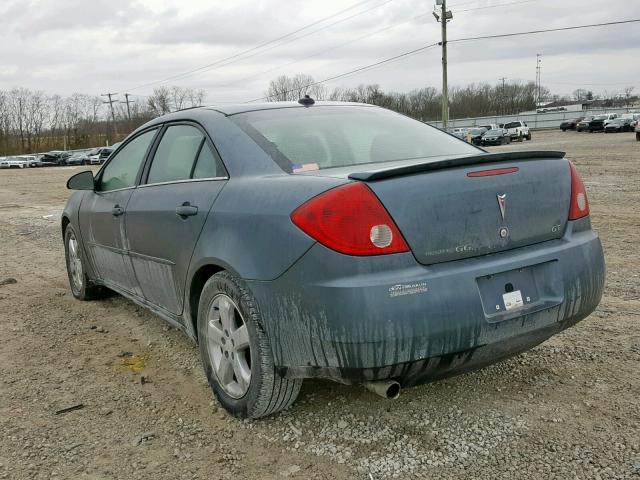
(67, 170), (95, 191)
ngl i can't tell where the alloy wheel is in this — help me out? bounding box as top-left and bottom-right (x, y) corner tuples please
(207, 294), (251, 398)
(67, 232), (83, 291)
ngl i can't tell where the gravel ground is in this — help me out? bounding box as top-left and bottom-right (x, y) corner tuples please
(1, 130), (639, 479)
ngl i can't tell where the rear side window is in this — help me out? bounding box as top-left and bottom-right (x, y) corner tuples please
(99, 129), (157, 191)
(147, 125), (204, 184)
(192, 143), (220, 179)
(230, 106), (479, 172)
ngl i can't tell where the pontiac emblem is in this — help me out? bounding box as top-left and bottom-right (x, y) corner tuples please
(497, 193), (507, 221)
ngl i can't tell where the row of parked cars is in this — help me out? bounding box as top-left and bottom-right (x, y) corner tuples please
(559, 112), (640, 135)
(0, 144), (121, 169)
(449, 121), (531, 147)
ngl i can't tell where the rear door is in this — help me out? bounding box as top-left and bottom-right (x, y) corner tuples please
(79, 128), (159, 293)
(124, 123), (227, 315)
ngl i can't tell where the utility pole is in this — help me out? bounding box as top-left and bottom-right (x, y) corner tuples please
(499, 77), (507, 115)
(121, 93), (133, 121)
(433, 0), (452, 129)
(535, 54), (542, 108)
(101, 93), (119, 141)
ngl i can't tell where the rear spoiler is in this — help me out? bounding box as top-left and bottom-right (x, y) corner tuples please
(348, 151), (566, 181)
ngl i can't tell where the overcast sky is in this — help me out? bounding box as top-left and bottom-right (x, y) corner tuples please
(1, 0), (638, 103)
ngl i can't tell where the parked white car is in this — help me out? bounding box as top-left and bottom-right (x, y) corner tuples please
(503, 120), (531, 141)
(0, 156), (29, 168)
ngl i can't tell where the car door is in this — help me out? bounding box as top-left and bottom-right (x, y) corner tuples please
(124, 123), (228, 315)
(79, 128), (159, 294)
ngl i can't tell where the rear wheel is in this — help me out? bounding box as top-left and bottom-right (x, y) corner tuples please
(197, 271), (302, 418)
(64, 225), (107, 300)
(636, 132), (640, 141)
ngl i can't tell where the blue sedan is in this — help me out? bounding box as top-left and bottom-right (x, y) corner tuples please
(63, 100), (605, 418)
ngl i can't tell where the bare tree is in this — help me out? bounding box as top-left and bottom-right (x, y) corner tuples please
(265, 74), (327, 102)
(623, 86), (635, 108)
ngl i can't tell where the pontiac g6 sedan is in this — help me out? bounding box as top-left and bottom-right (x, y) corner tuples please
(63, 100), (605, 418)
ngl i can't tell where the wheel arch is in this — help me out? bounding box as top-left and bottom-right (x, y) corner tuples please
(61, 215), (71, 238)
(187, 262), (227, 341)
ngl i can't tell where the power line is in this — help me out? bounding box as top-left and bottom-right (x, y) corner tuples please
(249, 42), (441, 102)
(200, 0), (539, 92)
(204, 11), (433, 91)
(119, 0), (390, 93)
(456, 0), (536, 12)
(448, 18), (640, 43)
(248, 17), (640, 102)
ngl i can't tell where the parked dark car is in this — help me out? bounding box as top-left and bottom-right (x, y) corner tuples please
(481, 128), (511, 146)
(65, 152), (90, 165)
(63, 101), (605, 418)
(604, 118), (634, 133)
(588, 114), (617, 132)
(576, 116), (594, 132)
(560, 117), (583, 131)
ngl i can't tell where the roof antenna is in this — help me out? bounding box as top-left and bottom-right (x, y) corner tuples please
(298, 95), (315, 106)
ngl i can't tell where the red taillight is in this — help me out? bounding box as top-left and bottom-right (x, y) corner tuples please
(291, 182), (410, 256)
(568, 161), (590, 220)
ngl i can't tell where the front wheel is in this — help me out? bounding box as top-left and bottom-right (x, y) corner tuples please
(636, 132), (640, 141)
(64, 225), (107, 300)
(198, 271), (302, 419)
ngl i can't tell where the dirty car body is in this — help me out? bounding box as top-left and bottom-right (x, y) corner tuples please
(62, 102), (605, 415)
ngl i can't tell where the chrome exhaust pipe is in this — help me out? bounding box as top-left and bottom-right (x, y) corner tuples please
(364, 380), (401, 400)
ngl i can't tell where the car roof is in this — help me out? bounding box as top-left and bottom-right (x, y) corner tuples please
(195, 101), (374, 116)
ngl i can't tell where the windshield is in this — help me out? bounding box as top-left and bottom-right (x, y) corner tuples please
(485, 129), (503, 135)
(594, 115), (607, 120)
(504, 122), (521, 129)
(230, 106), (479, 172)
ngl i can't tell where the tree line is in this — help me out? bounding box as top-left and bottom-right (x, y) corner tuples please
(0, 86), (206, 156)
(265, 74), (637, 120)
(1, 76), (636, 156)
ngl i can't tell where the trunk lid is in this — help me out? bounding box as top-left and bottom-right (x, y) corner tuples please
(351, 154), (571, 265)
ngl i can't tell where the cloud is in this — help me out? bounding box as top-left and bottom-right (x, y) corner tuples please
(0, 0), (638, 100)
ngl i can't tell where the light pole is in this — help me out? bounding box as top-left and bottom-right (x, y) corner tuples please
(433, 0), (453, 129)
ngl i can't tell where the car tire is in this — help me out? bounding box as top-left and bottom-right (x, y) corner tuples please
(526, 133), (532, 140)
(197, 271), (302, 419)
(561, 128), (566, 132)
(636, 133), (640, 141)
(64, 225), (107, 301)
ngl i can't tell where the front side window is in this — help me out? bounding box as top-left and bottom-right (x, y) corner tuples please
(147, 125), (204, 184)
(145, 124), (225, 184)
(99, 129), (157, 191)
(230, 106), (480, 172)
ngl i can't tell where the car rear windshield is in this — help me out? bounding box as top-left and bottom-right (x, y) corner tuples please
(230, 106), (479, 172)
(504, 122), (521, 129)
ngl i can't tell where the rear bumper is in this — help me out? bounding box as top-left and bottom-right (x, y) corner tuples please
(247, 218), (605, 384)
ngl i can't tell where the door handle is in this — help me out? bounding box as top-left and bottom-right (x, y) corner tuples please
(175, 202), (198, 217)
(111, 205), (125, 217)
